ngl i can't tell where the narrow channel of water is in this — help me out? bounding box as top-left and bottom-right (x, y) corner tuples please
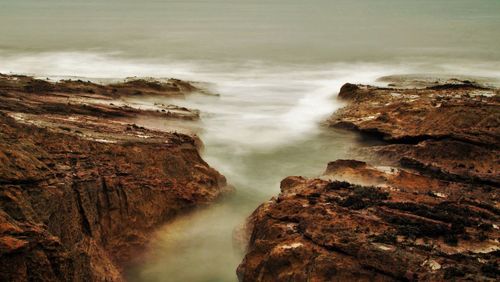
(120, 66), (402, 281)
(1, 0), (500, 281)
(2, 53), (499, 281)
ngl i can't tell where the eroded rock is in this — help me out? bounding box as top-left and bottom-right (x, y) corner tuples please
(238, 162), (499, 281)
(0, 74), (230, 281)
(238, 80), (499, 281)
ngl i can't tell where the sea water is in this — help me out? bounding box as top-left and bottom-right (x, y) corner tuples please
(1, 1), (499, 281)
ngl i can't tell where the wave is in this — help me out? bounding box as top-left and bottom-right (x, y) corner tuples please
(1, 51), (499, 153)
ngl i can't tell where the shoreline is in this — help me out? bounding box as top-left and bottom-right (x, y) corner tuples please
(0, 72), (498, 281)
(238, 79), (499, 281)
(0, 74), (232, 281)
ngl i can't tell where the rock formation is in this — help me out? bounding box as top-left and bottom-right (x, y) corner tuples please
(0, 74), (229, 281)
(238, 79), (499, 281)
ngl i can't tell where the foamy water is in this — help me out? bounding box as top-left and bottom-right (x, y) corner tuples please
(1, 0), (500, 280)
(2, 52), (499, 281)
(2, 52), (499, 150)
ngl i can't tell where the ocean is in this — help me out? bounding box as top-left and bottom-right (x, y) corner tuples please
(1, 1), (499, 281)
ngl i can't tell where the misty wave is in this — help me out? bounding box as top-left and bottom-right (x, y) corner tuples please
(1, 50), (499, 154)
(2, 50), (500, 282)
(0, 51), (400, 150)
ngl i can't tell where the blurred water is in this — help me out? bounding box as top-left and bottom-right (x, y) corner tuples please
(1, 0), (500, 63)
(119, 66), (378, 282)
(1, 1), (500, 281)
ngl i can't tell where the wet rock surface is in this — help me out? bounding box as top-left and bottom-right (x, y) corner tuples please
(332, 80), (499, 146)
(238, 80), (499, 281)
(0, 74), (203, 121)
(0, 74), (229, 281)
(329, 80), (499, 186)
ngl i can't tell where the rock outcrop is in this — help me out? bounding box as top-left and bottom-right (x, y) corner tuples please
(238, 79), (499, 281)
(330, 80), (499, 186)
(0, 74), (229, 281)
(332, 81), (498, 146)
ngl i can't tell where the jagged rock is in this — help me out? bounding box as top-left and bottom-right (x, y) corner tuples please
(373, 140), (500, 186)
(0, 74), (230, 281)
(239, 80), (499, 281)
(238, 162), (499, 281)
(329, 81), (500, 147)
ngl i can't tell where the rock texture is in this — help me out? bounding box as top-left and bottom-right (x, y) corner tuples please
(238, 80), (499, 281)
(0, 74), (229, 281)
(330, 80), (499, 186)
(332, 81), (498, 146)
(0, 74), (202, 121)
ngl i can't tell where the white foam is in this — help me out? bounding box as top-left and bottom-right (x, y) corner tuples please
(0, 52), (403, 155)
(1, 51), (499, 155)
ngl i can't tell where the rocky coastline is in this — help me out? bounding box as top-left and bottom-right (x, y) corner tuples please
(237, 79), (499, 281)
(1, 73), (499, 281)
(0, 74), (230, 281)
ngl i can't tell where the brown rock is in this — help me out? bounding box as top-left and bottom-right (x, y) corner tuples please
(239, 80), (500, 281)
(0, 74), (201, 121)
(0, 74), (229, 281)
(329, 82), (500, 147)
(238, 162), (499, 281)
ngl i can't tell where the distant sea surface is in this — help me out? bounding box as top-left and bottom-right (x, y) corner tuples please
(1, 1), (499, 281)
(1, 0), (500, 62)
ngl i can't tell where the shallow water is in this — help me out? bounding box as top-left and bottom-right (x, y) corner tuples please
(1, 0), (500, 281)
(119, 67), (384, 281)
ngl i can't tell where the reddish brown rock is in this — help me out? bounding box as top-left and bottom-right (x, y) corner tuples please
(0, 74), (201, 120)
(330, 81), (499, 185)
(238, 80), (499, 281)
(370, 139), (500, 186)
(331, 80), (499, 146)
(238, 162), (499, 281)
(0, 74), (229, 281)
